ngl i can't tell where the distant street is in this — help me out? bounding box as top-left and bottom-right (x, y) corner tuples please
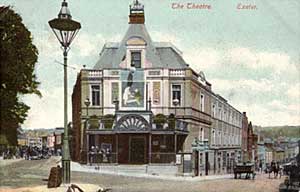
(0, 157), (285, 192)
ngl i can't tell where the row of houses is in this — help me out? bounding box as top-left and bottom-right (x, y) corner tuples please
(17, 128), (64, 154)
(241, 121), (300, 170)
(257, 137), (299, 169)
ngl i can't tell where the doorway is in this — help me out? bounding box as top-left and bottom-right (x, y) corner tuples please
(130, 137), (146, 164)
(194, 151), (199, 176)
(205, 152), (209, 175)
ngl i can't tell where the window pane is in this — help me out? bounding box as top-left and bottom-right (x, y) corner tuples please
(172, 85), (181, 105)
(111, 82), (119, 104)
(91, 85), (100, 106)
(173, 85), (181, 91)
(200, 94), (204, 112)
(131, 51), (141, 68)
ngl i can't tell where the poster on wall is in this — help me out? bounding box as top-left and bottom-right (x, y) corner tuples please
(152, 82), (160, 105)
(120, 70), (145, 108)
(111, 82), (119, 104)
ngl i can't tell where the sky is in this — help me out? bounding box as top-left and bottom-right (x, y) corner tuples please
(2, 0), (300, 129)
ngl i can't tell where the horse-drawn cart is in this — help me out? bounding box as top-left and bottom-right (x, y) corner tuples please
(279, 140), (300, 192)
(233, 163), (256, 179)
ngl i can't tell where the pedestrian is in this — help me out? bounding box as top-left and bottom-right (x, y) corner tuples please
(259, 161), (262, 173)
(89, 146), (95, 165)
(100, 148), (105, 163)
(106, 148), (111, 163)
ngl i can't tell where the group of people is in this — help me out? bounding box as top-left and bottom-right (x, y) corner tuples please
(266, 161), (283, 179)
(1, 146), (55, 160)
(88, 146), (112, 165)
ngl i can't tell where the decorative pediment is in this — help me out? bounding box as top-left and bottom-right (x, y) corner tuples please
(126, 36), (146, 46)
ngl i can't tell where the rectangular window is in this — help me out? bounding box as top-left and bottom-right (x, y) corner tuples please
(199, 128), (204, 141)
(131, 51), (141, 68)
(91, 85), (100, 106)
(200, 94), (205, 112)
(111, 82), (119, 104)
(212, 104), (216, 117)
(172, 84), (181, 106)
(212, 129), (216, 145)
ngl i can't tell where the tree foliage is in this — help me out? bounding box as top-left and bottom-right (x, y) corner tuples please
(254, 125), (300, 139)
(0, 6), (40, 146)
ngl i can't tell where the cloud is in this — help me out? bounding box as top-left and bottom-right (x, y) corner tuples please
(33, 30), (61, 58)
(208, 77), (300, 126)
(184, 48), (222, 71)
(234, 102), (300, 126)
(73, 33), (105, 57)
(183, 46), (299, 78)
(71, 32), (124, 57)
(151, 31), (182, 47)
(21, 86), (69, 129)
(287, 83), (300, 99)
(183, 46), (300, 126)
(228, 47), (299, 75)
(210, 78), (275, 93)
(268, 100), (287, 110)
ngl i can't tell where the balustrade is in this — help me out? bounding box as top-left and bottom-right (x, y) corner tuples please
(87, 70), (103, 77)
(169, 69), (185, 76)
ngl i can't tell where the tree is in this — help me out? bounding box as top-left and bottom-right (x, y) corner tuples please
(0, 6), (41, 146)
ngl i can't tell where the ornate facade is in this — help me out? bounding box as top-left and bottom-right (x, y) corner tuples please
(71, 0), (246, 176)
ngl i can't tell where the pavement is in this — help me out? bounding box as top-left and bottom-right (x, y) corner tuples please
(0, 158), (22, 166)
(0, 157), (285, 192)
(70, 161), (233, 181)
(0, 183), (100, 192)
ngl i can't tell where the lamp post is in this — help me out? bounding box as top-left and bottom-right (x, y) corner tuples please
(84, 98), (91, 117)
(84, 98), (90, 164)
(172, 98), (179, 158)
(48, 0), (81, 184)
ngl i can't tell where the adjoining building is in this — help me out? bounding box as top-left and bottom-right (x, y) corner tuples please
(247, 122), (258, 163)
(71, 0), (246, 176)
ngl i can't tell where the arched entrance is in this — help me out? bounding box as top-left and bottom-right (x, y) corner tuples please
(115, 114), (150, 164)
(115, 114), (150, 131)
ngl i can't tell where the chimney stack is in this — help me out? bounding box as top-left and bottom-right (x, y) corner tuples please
(129, 0), (145, 24)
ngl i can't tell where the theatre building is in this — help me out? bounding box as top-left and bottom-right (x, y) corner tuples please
(72, 0), (245, 176)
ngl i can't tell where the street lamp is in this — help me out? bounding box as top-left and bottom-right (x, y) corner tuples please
(48, 0), (81, 184)
(173, 98), (179, 117)
(172, 98), (179, 157)
(84, 98), (91, 117)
